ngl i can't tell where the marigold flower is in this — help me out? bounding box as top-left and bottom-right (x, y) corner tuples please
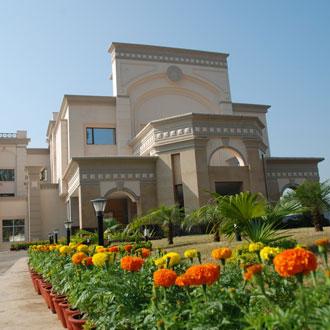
(248, 242), (264, 252)
(77, 244), (89, 253)
(124, 244), (133, 252)
(108, 246), (119, 253)
(59, 246), (72, 255)
(324, 270), (330, 278)
(154, 258), (166, 268)
(141, 248), (151, 258)
(184, 263), (220, 286)
(184, 249), (198, 259)
(163, 252), (181, 267)
(273, 248), (317, 277)
(95, 245), (106, 253)
(71, 252), (87, 265)
(121, 256), (144, 272)
(175, 274), (191, 287)
(82, 256), (93, 266)
(260, 246), (281, 262)
(315, 238), (329, 247)
(211, 247), (232, 260)
(92, 252), (108, 267)
(153, 269), (177, 287)
(243, 264), (263, 281)
(49, 244), (57, 251)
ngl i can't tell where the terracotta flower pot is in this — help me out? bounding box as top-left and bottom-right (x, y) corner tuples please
(31, 274), (42, 294)
(63, 307), (79, 330)
(53, 297), (67, 324)
(58, 301), (70, 328)
(68, 313), (86, 330)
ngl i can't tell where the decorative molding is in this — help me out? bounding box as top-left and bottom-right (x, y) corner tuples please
(266, 170), (319, 179)
(166, 65), (183, 82)
(80, 170), (155, 182)
(111, 43), (228, 69)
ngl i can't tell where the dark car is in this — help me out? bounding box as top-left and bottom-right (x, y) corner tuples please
(282, 213), (330, 229)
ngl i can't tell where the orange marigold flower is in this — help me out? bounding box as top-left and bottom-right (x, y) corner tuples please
(121, 256), (144, 272)
(124, 244), (133, 252)
(184, 263), (220, 286)
(108, 246), (119, 253)
(325, 270), (330, 278)
(211, 248), (232, 260)
(71, 252), (87, 265)
(153, 269), (177, 287)
(82, 256), (93, 266)
(175, 274), (191, 287)
(273, 248), (317, 277)
(141, 248), (151, 258)
(315, 238), (329, 246)
(243, 264), (263, 281)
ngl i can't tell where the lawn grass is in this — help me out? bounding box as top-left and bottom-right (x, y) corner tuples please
(151, 226), (330, 262)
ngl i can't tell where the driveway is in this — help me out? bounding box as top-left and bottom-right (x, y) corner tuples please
(0, 250), (27, 274)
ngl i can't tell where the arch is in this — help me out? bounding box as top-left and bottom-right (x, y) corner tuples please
(209, 146), (246, 167)
(281, 183), (299, 196)
(104, 187), (140, 202)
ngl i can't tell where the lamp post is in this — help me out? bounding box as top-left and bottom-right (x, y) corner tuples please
(48, 233), (53, 244)
(53, 229), (59, 244)
(91, 198), (107, 246)
(64, 220), (72, 245)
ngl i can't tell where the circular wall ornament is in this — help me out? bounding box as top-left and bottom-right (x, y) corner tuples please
(166, 65), (183, 82)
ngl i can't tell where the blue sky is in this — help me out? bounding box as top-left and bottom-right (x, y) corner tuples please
(0, 0), (329, 180)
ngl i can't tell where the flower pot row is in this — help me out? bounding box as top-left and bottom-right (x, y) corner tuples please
(29, 267), (87, 330)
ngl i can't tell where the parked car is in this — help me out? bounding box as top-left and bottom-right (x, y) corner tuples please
(281, 213), (330, 229)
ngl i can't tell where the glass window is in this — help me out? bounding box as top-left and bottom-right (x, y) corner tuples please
(2, 219), (25, 242)
(86, 128), (116, 145)
(0, 169), (15, 181)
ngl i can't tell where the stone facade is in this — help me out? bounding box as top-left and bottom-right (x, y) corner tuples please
(0, 42), (324, 248)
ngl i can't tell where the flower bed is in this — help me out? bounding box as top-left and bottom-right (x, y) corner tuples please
(28, 239), (330, 329)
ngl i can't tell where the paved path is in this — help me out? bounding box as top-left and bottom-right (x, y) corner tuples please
(0, 250), (27, 274)
(0, 257), (62, 330)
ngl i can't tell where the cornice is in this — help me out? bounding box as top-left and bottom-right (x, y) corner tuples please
(109, 42), (229, 69)
(27, 148), (50, 155)
(266, 157), (324, 164)
(232, 103), (271, 114)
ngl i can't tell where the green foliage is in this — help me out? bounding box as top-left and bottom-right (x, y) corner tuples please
(70, 229), (98, 244)
(10, 240), (49, 250)
(243, 219), (292, 244)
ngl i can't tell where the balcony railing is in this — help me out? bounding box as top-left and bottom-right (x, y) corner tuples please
(0, 133), (17, 138)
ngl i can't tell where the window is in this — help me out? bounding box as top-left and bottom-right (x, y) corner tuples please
(174, 184), (184, 208)
(0, 169), (15, 181)
(2, 219), (25, 242)
(0, 193), (15, 197)
(215, 182), (242, 196)
(86, 128), (116, 145)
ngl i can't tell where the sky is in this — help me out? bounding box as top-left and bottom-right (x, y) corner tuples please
(0, 0), (329, 180)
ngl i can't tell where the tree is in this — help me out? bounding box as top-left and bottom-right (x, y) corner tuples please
(183, 201), (223, 242)
(287, 180), (330, 231)
(130, 205), (183, 244)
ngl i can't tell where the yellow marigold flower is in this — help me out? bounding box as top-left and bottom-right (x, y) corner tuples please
(49, 244), (57, 251)
(163, 252), (181, 267)
(248, 242), (264, 252)
(211, 248), (232, 260)
(95, 245), (106, 253)
(154, 258), (166, 268)
(92, 252), (108, 267)
(77, 244), (89, 253)
(59, 246), (72, 255)
(260, 246), (281, 262)
(184, 249), (198, 259)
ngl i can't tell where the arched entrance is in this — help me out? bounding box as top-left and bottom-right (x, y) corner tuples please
(104, 190), (138, 225)
(281, 183), (299, 198)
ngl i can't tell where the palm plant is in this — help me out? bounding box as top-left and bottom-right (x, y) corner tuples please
(286, 180), (330, 231)
(183, 201), (223, 241)
(130, 205), (183, 244)
(219, 192), (267, 240)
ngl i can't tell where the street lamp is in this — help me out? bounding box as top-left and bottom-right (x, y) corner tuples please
(53, 229), (59, 244)
(64, 220), (72, 245)
(91, 198), (107, 246)
(48, 233), (53, 244)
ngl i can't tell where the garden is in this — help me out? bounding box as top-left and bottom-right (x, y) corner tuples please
(28, 181), (330, 329)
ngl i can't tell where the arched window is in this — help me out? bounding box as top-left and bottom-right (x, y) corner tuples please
(209, 147), (245, 167)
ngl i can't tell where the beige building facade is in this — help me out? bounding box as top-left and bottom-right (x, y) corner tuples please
(0, 43), (323, 248)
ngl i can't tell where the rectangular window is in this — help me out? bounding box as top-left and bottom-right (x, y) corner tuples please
(2, 219), (25, 242)
(0, 193), (15, 197)
(215, 182), (242, 196)
(86, 128), (116, 145)
(0, 169), (15, 181)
